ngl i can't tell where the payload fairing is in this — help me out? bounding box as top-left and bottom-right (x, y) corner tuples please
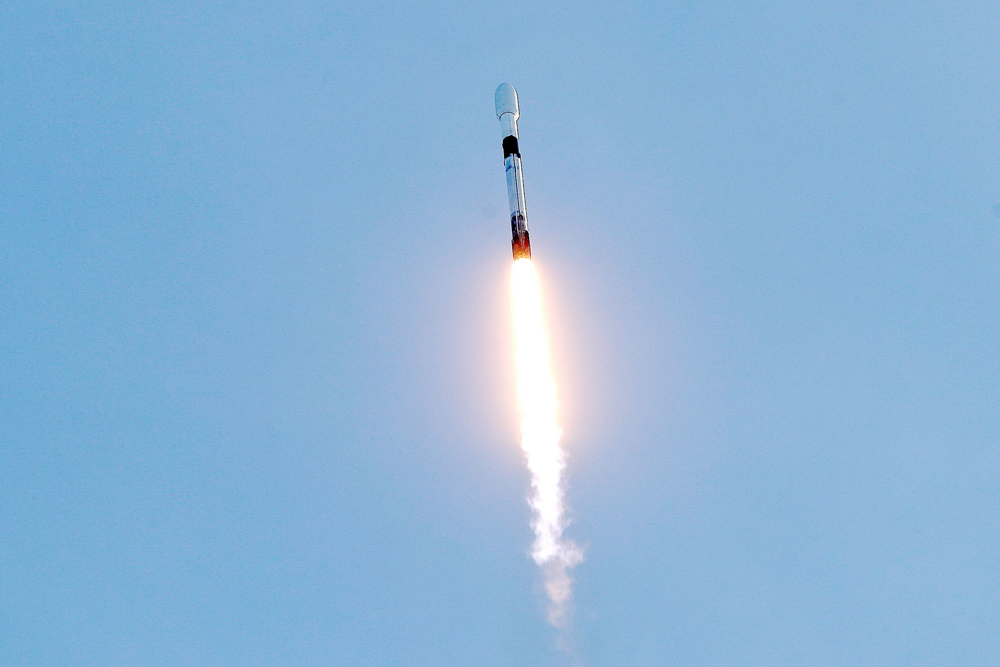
(495, 83), (531, 260)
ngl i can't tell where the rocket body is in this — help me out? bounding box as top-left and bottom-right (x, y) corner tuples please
(495, 84), (531, 260)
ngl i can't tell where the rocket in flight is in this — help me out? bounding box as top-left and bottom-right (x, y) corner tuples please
(497, 83), (583, 631)
(495, 83), (532, 260)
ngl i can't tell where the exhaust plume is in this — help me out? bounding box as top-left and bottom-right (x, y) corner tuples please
(511, 258), (583, 631)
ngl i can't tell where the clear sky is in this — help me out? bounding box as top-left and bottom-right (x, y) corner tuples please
(2, 1), (998, 665)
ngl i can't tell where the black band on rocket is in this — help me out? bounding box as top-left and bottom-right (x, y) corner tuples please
(503, 136), (520, 158)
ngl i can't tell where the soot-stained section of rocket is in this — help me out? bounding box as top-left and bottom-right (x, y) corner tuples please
(495, 83), (532, 260)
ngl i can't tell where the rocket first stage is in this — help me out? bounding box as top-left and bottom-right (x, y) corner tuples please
(495, 83), (531, 260)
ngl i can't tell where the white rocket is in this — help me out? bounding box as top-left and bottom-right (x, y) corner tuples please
(495, 83), (531, 260)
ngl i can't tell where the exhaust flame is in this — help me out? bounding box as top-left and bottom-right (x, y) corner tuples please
(511, 258), (583, 629)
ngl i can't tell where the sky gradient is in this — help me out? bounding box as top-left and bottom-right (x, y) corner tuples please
(2, 1), (999, 665)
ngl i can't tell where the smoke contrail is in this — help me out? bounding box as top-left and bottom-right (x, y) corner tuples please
(511, 257), (583, 629)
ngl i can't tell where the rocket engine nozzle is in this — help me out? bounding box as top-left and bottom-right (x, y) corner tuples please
(512, 232), (531, 260)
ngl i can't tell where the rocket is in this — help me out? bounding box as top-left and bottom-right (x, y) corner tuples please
(495, 83), (531, 260)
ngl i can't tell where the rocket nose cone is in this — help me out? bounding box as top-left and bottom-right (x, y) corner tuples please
(495, 83), (519, 119)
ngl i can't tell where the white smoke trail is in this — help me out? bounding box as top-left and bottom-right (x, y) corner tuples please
(511, 258), (583, 630)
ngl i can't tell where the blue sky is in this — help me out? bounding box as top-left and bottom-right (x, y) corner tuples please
(2, 1), (998, 665)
